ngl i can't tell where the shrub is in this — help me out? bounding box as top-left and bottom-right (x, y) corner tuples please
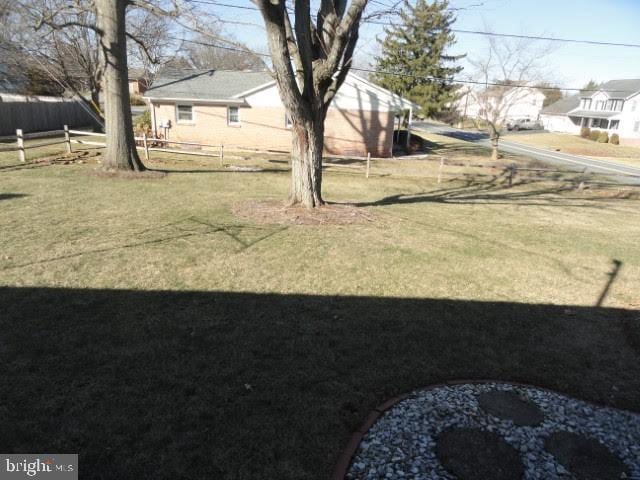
(580, 127), (591, 138)
(589, 130), (600, 141)
(610, 133), (620, 145)
(133, 109), (152, 138)
(130, 94), (146, 106)
(597, 131), (609, 143)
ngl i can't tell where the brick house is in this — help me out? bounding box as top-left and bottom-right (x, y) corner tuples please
(143, 69), (417, 157)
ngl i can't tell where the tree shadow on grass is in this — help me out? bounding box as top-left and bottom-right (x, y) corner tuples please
(0, 193), (28, 201)
(0, 218), (287, 271)
(1, 287), (638, 479)
(354, 173), (639, 209)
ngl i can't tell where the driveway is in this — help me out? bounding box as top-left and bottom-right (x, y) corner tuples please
(414, 122), (640, 185)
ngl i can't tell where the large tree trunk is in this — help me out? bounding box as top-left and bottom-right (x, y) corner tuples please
(96, 0), (144, 171)
(491, 136), (499, 161)
(289, 116), (325, 208)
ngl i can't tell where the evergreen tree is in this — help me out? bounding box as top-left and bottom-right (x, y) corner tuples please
(372, 0), (464, 118)
(536, 82), (563, 107)
(582, 79), (600, 94)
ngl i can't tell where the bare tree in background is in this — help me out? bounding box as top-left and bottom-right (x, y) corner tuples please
(253, 0), (369, 208)
(185, 35), (266, 71)
(126, 7), (173, 86)
(468, 35), (553, 160)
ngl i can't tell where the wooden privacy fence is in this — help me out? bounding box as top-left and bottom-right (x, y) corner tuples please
(0, 100), (98, 136)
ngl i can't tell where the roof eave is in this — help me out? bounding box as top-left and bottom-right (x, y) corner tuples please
(144, 96), (247, 105)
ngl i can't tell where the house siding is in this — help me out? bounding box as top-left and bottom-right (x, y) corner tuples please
(151, 102), (395, 157)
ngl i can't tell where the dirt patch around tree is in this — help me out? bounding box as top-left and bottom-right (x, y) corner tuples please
(232, 200), (375, 225)
(88, 168), (167, 180)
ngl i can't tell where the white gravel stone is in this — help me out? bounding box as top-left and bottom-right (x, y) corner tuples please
(346, 383), (640, 480)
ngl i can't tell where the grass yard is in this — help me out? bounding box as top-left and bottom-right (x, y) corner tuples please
(507, 131), (640, 164)
(1, 135), (640, 479)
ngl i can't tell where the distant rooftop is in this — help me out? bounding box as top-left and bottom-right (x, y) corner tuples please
(541, 94), (581, 116)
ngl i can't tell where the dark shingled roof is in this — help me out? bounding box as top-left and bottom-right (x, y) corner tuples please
(145, 69), (274, 101)
(583, 79), (640, 99)
(541, 94), (581, 115)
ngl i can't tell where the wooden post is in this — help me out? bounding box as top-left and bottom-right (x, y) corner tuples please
(220, 144), (224, 167)
(142, 132), (149, 162)
(64, 125), (72, 153)
(438, 156), (444, 184)
(16, 129), (25, 163)
(366, 152), (371, 178)
(507, 165), (515, 187)
(405, 107), (413, 150)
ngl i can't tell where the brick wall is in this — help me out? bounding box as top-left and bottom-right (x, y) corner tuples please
(152, 102), (394, 157)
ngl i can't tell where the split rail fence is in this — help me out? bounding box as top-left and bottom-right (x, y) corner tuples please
(2, 126), (639, 187)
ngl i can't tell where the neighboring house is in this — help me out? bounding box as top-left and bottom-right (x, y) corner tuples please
(454, 86), (545, 124)
(128, 69), (148, 96)
(143, 69), (417, 157)
(538, 94), (581, 133)
(540, 79), (640, 147)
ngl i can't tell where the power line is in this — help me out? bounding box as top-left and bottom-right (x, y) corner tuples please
(182, 0), (640, 49)
(168, 36), (632, 94)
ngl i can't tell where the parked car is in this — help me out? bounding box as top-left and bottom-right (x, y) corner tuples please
(506, 118), (542, 131)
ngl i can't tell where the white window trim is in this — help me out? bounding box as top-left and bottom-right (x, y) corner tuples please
(175, 103), (195, 124)
(227, 106), (241, 126)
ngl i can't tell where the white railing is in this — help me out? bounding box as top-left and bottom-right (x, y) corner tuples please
(68, 128), (225, 164)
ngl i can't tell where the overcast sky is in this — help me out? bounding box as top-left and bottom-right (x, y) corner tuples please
(207, 0), (640, 91)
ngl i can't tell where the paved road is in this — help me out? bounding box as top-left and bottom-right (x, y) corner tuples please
(413, 122), (640, 184)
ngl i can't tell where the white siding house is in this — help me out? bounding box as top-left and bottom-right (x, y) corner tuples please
(540, 79), (640, 147)
(455, 86), (545, 123)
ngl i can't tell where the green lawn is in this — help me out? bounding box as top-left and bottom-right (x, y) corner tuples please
(1, 136), (640, 479)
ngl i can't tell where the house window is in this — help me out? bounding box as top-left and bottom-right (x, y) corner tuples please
(285, 114), (292, 128)
(531, 98), (537, 106)
(227, 106), (240, 125)
(606, 99), (624, 111)
(632, 101), (637, 112)
(581, 98), (592, 110)
(635, 121), (640, 132)
(591, 118), (609, 129)
(610, 120), (620, 130)
(595, 100), (604, 110)
(176, 104), (193, 123)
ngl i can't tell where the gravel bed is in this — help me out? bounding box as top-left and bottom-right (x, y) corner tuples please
(346, 383), (640, 479)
